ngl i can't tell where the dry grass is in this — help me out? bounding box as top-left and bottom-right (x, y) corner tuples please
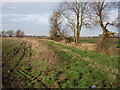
(42, 38), (118, 56)
(40, 39), (96, 52)
(6, 37), (60, 66)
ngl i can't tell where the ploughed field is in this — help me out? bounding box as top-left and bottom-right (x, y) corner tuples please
(2, 37), (119, 88)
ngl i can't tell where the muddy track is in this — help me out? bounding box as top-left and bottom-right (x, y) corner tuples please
(17, 70), (47, 88)
(2, 37), (60, 88)
(14, 48), (27, 67)
(2, 41), (25, 61)
(2, 40), (28, 88)
(12, 49), (19, 57)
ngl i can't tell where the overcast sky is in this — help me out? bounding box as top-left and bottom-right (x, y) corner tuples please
(0, 0), (119, 36)
(2, 2), (59, 36)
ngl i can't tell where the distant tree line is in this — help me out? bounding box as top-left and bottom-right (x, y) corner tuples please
(1, 30), (24, 37)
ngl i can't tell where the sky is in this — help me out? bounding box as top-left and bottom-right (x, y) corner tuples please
(2, 2), (59, 36)
(0, 0), (119, 36)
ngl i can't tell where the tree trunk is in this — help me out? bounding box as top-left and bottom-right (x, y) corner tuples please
(100, 31), (108, 43)
(76, 3), (84, 43)
(73, 27), (76, 42)
(78, 3), (84, 43)
(100, 15), (109, 42)
(57, 28), (68, 42)
(99, 12), (109, 43)
(97, 15), (109, 51)
(76, 10), (80, 43)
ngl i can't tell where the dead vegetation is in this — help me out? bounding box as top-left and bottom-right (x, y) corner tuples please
(41, 37), (119, 56)
(42, 38), (96, 51)
(95, 36), (118, 55)
(7, 37), (60, 66)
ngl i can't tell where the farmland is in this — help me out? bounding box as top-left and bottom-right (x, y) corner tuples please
(2, 37), (119, 88)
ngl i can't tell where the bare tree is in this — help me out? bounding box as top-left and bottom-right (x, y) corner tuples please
(1, 31), (7, 37)
(88, 0), (119, 50)
(60, 1), (89, 43)
(49, 8), (68, 42)
(7, 30), (14, 37)
(49, 10), (59, 40)
(62, 12), (76, 42)
(15, 30), (24, 37)
(49, 27), (57, 40)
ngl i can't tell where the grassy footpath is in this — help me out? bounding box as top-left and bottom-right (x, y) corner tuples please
(2, 38), (119, 88)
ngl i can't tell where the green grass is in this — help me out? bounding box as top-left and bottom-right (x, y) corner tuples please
(79, 37), (98, 43)
(79, 37), (118, 47)
(2, 38), (119, 88)
(41, 40), (118, 88)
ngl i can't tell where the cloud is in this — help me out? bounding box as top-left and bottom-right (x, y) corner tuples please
(22, 14), (49, 24)
(2, 2), (57, 36)
(3, 13), (50, 24)
(3, 13), (24, 18)
(0, 24), (2, 30)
